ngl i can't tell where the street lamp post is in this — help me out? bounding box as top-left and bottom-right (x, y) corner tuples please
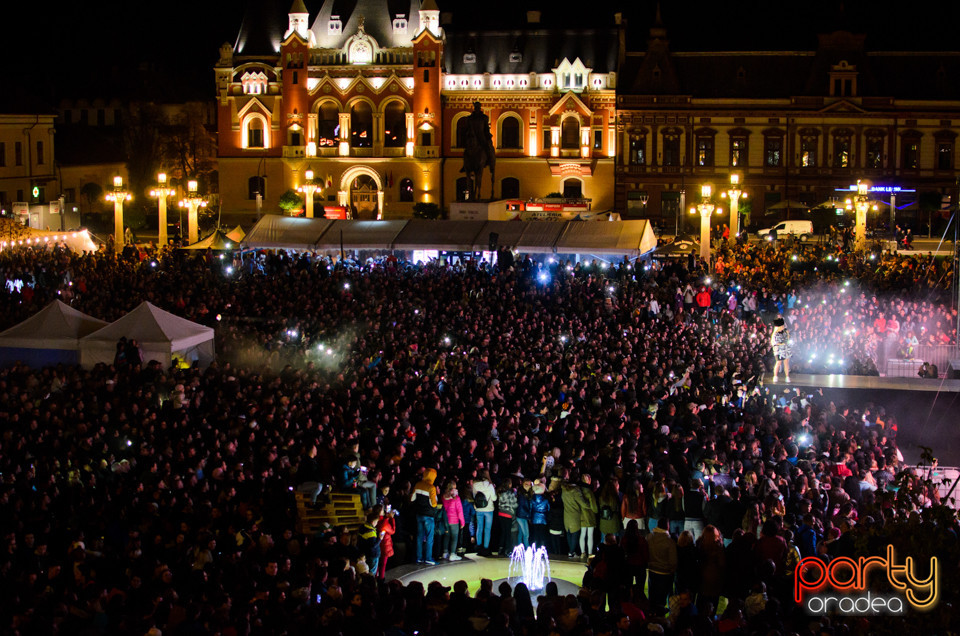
(845, 179), (878, 251)
(720, 173), (746, 242)
(297, 169), (320, 219)
(691, 184), (721, 265)
(178, 180), (207, 245)
(105, 176), (131, 252)
(149, 173), (176, 248)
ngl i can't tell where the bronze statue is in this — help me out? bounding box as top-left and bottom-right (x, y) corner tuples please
(459, 102), (496, 200)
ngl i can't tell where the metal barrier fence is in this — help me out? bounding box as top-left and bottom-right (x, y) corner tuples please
(914, 465), (959, 508)
(883, 344), (955, 378)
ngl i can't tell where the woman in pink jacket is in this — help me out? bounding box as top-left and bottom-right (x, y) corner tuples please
(442, 480), (466, 560)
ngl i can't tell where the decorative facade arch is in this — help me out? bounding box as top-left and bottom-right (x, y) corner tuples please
(451, 111), (472, 148)
(338, 166), (385, 219)
(242, 112), (270, 148)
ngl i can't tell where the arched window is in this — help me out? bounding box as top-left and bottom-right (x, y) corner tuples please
(562, 178), (582, 199)
(399, 178), (414, 202)
(317, 102), (339, 147)
(455, 117), (470, 149)
(561, 117), (580, 149)
(246, 117), (265, 148)
(500, 116), (521, 149)
(383, 101), (407, 148)
(350, 101), (373, 148)
(248, 176), (265, 200)
(501, 177), (520, 199)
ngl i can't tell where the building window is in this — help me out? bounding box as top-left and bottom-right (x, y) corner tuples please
(36, 141), (44, 165)
(0, 142), (5, 167)
(63, 110), (71, 124)
(16, 189), (23, 202)
(903, 139), (920, 169)
(500, 116), (521, 149)
(15, 142), (22, 166)
(97, 109), (105, 126)
(351, 101), (373, 148)
(328, 16), (342, 35)
(392, 15), (408, 34)
(318, 102), (339, 147)
(696, 137), (714, 167)
(417, 51), (436, 67)
(560, 118), (579, 149)
(248, 176), (265, 200)
(80, 109), (88, 125)
(399, 178), (414, 202)
(730, 137), (747, 167)
(662, 135), (680, 166)
(501, 177), (520, 199)
(246, 118), (264, 148)
(938, 142), (953, 170)
(801, 137), (817, 167)
(114, 109), (122, 125)
(383, 101), (407, 148)
(543, 126), (552, 150)
(509, 52), (522, 63)
(593, 129), (602, 150)
(866, 137), (883, 168)
(629, 134), (645, 165)
(563, 178), (582, 198)
(833, 136), (851, 168)
(65, 188), (76, 203)
(289, 130), (302, 147)
(463, 52), (476, 64)
(764, 136), (782, 167)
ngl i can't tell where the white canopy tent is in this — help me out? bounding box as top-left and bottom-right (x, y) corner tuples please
(392, 220), (487, 251)
(80, 302), (214, 369)
(0, 300), (107, 367)
(554, 220), (656, 256)
(241, 216), (332, 250)
(315, 220), (408, 251)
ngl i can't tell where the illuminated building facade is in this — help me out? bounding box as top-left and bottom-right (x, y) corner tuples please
(616, 20), (960, 229)
(217, 1), (618, 218)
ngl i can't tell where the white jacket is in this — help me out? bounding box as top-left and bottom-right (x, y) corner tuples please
(473, 480), (497, 512)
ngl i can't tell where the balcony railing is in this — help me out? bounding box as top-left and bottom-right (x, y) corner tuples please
(282, 146), (305, 159)
(415, 146), (439, 158)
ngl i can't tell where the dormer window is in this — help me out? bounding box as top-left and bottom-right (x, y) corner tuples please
(393, 15), (408, 34)
(829, 60), (858, 97)
(463, 52), (476, 64)
(328, 16), (342, 35)
(553, 57), (592, 93)
(241, 70), (269, 95)
(509, 51), (522, 63)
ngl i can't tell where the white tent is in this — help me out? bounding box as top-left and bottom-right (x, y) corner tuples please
(80, 302), (215, 369)
(554, 220), (657, 256)
(0, 300), (107, 367)
(242, 216), (332, 250)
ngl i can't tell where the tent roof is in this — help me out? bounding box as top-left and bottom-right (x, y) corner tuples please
(516, 222), (567, 254)
(471, 221), (529, 251)
(242, 216), (332, 250)
(225, 225), (246, 242)
(554, 220), (656, 256)
(81, 302), (214, 351)
(315, 220), (408, 250)
(0, 300), (107, 350)
(392, 220), (486, 251)
(181, 229), (240, 251)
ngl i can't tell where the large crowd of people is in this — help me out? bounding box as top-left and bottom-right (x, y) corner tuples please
(0, 240), (956, 635)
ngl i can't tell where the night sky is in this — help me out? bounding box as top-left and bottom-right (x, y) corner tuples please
(3, 0), (959, 105)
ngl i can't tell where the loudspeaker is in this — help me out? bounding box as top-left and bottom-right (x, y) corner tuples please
(947, 360), (960, 379)
(488, 232), (499, 251)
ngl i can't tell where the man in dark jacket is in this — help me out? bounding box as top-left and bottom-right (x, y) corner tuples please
(411, 468), (439, 564)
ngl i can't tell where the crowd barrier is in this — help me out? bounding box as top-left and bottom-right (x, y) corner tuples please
(882, 344), (955, 378)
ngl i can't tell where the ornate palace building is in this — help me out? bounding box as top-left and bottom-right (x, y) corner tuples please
(616, 16), (960, 228)
(217, 0), (618, 219)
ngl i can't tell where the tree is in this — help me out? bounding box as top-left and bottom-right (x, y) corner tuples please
(412, 202), (442, 219)
(737, 198), (753, 229)
(278, 189), (303, 214)
(160, 103), (218, 194)
(123, 103), (162, 202)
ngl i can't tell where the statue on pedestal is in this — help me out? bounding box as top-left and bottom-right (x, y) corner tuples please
(460, 102), (496, 201)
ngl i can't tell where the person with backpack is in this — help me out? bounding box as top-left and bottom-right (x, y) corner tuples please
(411, 467), (440, 565)
(473, 470), (497, 557)
(598, 479), (622, 544)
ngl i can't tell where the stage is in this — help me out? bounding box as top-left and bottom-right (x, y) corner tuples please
(764, 373), (960, 393)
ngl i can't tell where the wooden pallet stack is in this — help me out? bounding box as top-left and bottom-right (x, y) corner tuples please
(295, 491), (365, 535)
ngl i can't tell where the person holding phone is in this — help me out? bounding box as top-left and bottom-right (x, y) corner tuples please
(375, 505), (397, 579)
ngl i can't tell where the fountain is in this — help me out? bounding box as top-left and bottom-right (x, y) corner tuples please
(507, 544), (551, 592)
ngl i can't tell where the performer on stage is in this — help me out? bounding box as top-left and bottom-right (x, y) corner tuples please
(771, 316), (792, 383)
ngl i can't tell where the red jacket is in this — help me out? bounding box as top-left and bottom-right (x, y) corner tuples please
(376, 514), (396, 558)
(695, 290), (711, 308)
